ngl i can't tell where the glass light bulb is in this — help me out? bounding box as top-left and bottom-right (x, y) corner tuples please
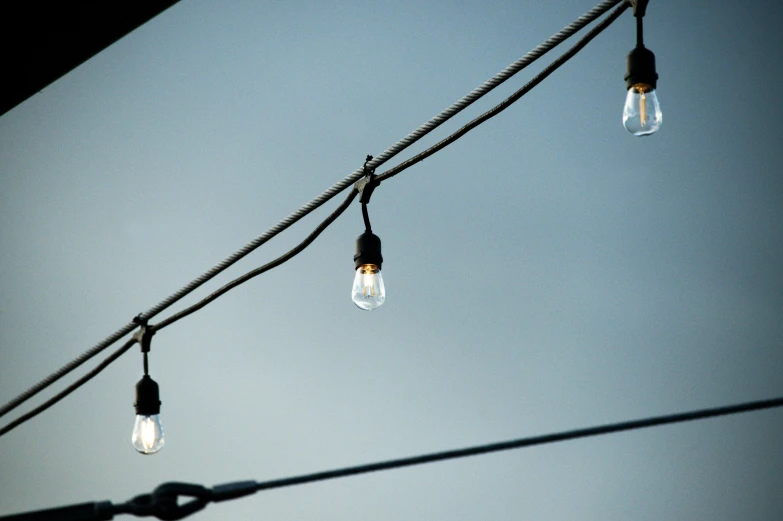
(352, 264), (385, 310)
(623, 83), (662, 136)
(132, 414), (164, 454)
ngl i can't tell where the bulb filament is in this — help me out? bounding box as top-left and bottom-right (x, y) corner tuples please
(639, 91), (647, 127)
(140, 417), (156, 450)
(361, 265), (378, 297)
(633, 83), (650, 128)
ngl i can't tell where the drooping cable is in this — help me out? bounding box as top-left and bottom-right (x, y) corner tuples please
(0, 0), (623, 421)
(376, 0), (629, 184)
(3, 396), (781, 520)
(0, 338), (138, 437)
(153, 188), (359, 332)
(0, 190), (359, 439)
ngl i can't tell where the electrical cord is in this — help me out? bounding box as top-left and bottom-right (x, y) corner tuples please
(0, 189), (358, 439)
(3, 396), (782, 520)
(376, 0), (629, 184)
(0, 0), (621, 421)
(152, 188), (359, 332)
(0, 338), (138, 437)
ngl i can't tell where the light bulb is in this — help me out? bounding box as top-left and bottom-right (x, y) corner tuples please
(623, 44), (660, 137)
(352, 230), (385, 310)
(352, 264), (385, 310)
(132, 414), (165, 454)
(623, 83), (662, 136)
(133, 374), (164, 454)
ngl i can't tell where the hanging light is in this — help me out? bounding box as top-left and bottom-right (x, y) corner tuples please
(623, 0), (662, 136)
(352, 155), (386, 311)
(132, 375), (164, 454)
(131, 323), (165, 454)
(352, 230), (385, 310)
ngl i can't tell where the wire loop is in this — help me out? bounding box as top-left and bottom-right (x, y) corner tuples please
(123, 483), (210, 520)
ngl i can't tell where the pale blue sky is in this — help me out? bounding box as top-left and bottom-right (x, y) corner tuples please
(1, 1), (782, 520)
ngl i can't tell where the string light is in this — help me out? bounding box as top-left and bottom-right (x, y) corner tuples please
(352, 156), (386, 311)
(0, 0), (652, 444)
(623, 0), (662, 136)
(131, 323), (165, 455)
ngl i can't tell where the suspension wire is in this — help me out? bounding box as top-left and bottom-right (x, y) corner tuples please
(0, 0), (624, 422)
(251, 396), (783, 492)
(377, 1), (629, 184)
(0, 338), (138, 437)
(3, 396), (780, 520)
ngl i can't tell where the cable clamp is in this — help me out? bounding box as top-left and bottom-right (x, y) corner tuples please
(628, 0), (648, 17)
(132, 315), (155, 353)
(355, 154), (379, 204)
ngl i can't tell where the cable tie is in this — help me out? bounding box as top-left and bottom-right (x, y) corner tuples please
(132, 323), (155, 354)
(628, 0), (648, 17)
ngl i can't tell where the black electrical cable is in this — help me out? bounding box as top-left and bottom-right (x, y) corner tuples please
(251, 396), (783, 492)
(153, 187), (359, 332)
(376, 0), (629, 185)
(0, 190), (358, 438)
(361, 203), (372, 232)
(0, 338), (138, 437)
(3, 396), (781, 520)
(0, 340), (128, 420)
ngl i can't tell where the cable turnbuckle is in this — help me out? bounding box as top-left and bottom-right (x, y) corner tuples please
(125, 482), (211, 520)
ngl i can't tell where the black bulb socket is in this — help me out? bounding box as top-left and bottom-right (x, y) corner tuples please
(354, 231), (383, 270)
(134, 375), (161, 416)
(625, 45), (658, 90)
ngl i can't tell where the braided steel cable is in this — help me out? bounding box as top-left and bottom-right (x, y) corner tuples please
(0, 0), (625, 421)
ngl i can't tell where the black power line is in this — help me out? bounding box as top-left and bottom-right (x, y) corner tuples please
(0, 338), (138, 437)
(3, 396), (782, 520)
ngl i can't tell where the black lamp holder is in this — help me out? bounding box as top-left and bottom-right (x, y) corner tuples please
(625, 0), (657, 90)
(134, 375), (161, 416)
(354, 230), (383, 271)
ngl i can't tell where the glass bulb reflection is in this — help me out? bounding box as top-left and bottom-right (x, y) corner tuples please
(352, 264), (385, 310)
(623, 83), (662, 136)
(132, 414), (164, 454)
